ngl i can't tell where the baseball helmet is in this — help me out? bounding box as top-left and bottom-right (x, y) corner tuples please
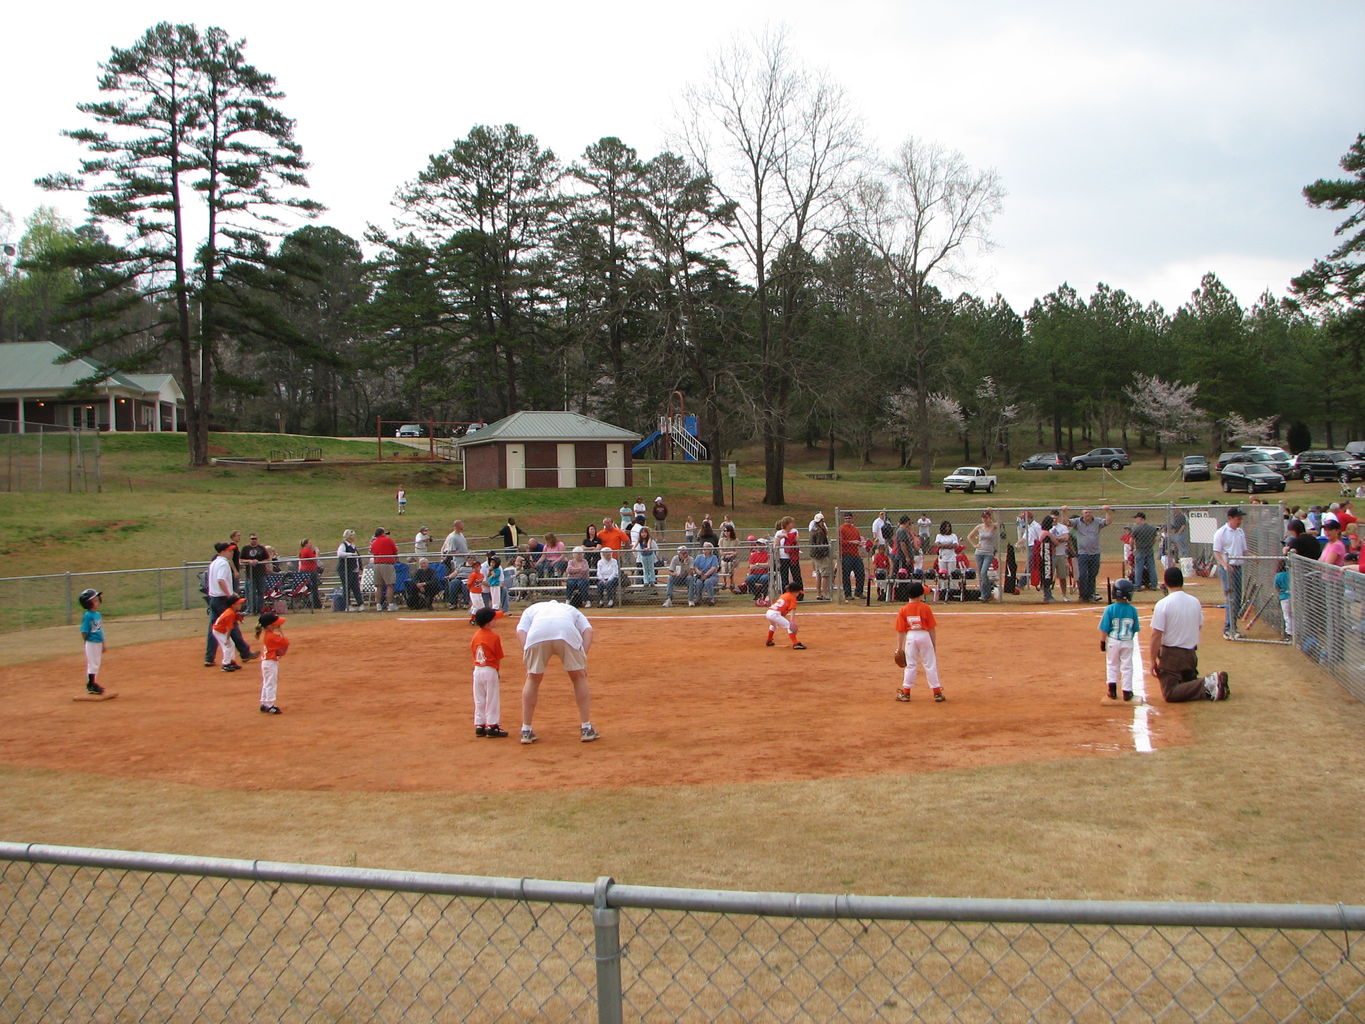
(1113, 578), (1135, 599)
(78, 588), (101, 610)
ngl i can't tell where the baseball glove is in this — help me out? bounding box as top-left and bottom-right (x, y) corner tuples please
(893, 649), (907, 668)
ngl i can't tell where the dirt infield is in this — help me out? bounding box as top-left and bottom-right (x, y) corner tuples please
(0, 605), (1197, 793)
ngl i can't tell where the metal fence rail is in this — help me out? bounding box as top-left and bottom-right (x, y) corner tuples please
(2, 843), (1362, 1023)
(1290, 552), (1365, 704)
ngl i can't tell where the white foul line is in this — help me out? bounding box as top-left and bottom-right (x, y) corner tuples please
(1129, 639), (1154, 753)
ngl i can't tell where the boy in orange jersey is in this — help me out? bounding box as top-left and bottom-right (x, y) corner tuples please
(764, 582), (807, 649)
(465, 556), (486, 623)
(894, 581), (945, 703)
(212, 595), (248, 672)
(470, 606), (508, 738)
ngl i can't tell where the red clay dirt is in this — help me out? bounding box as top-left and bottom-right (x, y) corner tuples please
(0, 607), (1195, 793)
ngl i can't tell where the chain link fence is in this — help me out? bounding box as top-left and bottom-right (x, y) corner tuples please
(0, 420), (103, 493)
(1290, 552), (1365, 704)
(1, 844), (1361, 1023)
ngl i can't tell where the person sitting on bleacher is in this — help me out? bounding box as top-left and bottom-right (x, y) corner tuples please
(595, 547), (621, 608)
(564, 547), (592, 607)
(663, 547), (693, 608)
(445, 555), (473, 609)
(406, 558), (439, 609)
(691, 541), (721, 606)
(742, 536), (771, 602)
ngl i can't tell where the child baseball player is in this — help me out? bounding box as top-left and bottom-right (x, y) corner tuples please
(213, 595), (248, 672)
(1099, 577), (1139, 701)
(894, 581), (944, 702)
(764, 582), (807, 649)
(486, 554), (504, 617)
(466, 556), (486, 623)
(1274, 560), (1291, 639)
(78, 588), (106, 696)
(470, 606), (508, 737)
(254, 611), (289, 714)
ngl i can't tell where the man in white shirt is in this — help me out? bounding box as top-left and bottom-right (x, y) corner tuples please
(204, 541), (252, 667)
(517, 600), (598, 744)
(1149, 566), (1229, 702)
(1212, 507), (1248, 639)
(413, 526), (432, 555)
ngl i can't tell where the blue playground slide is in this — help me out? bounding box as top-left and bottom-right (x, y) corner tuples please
(632, 416), (702, 460)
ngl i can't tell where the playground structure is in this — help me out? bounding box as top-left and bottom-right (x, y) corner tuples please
(632, 392), (708, 462)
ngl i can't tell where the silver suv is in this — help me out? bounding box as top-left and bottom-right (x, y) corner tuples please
(1071, 447), (1131, 471)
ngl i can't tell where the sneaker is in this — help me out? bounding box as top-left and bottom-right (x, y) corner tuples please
(662, 599), (672, 608)
(222, 664), (242, 673)
(204, 659), (214, 668)
(580, 724), (600, 743)
(259, 705), (281, 714)
(765, 639), (775, 647)
(1203, 673), (1221, 699)
(388, 603), (399, 612)
(520, 729), (538, 745)
(688, 600), (696, 607)
(1216, 672), (1231, 700)
(86, 682), (104, 695)
(933, 690), (946, 703)
(1122, 691), (1134, 702)
(1107, 683), (1117, 700)
(791, 642), (807, 650)
(243, 650), (259, 662)
(895, 690), (911, 702)
(485, 725), (509, 738)
(475, 725), (487, 737)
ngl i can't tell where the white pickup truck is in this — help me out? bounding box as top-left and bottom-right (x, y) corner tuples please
(943, 466), (997, 494)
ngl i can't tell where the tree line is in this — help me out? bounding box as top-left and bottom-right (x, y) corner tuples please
(2, 24), (1361, 505)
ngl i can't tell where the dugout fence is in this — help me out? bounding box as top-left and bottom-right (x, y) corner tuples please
(0, 420), (102, 493)
(1, 842), (1361, 1022)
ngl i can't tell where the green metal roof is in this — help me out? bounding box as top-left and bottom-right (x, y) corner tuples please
(455, 410), (641, 446)
(0, 341), (144, 393)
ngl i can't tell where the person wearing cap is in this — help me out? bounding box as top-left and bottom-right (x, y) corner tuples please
(1130, 511), (1161, 591)
(253, 611), (289, 714)
(240, 533), (271, 613)
(1319, 518), (1348, 566)
(204, 541), (253, 667)
(413, 526), (432, 556)
(1285, 518), (1323, 561)
(838, 512), (866, 600)
(808, 514), (833, 600)
(78, 588), (106, 696)
(663, 546), (693, 608)
(743, 536), (772, 601)
(1212, 507), (1248, 640)
(652, 496), (668, 536)
(212, 595), (249, 671)
(1061, 505), (1112, 603)
(370, 527), (400, 611)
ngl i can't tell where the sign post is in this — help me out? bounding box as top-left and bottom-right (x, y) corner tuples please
(728, 462), (737, 511)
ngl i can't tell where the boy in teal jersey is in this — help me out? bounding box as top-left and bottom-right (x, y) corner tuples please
(1099, 578), (1140, 701)
(78, 588), (106, 696)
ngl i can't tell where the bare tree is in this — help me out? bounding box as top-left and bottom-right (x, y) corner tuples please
(680, 29), (861, 504)
(848, 138), (1004, 485)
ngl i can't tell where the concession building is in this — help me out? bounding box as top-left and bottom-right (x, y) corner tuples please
(452, 410), (640, 491)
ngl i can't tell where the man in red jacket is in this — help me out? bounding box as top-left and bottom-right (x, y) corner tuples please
(370, 527), (400, 611)
(838, 512), (865, 600)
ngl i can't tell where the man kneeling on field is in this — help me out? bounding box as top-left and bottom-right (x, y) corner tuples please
(1149, 566), (1231, 702)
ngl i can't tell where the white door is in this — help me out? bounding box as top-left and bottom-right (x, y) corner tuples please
(506, 445), (526, 489)
(557, 443), (576, 488)
(606, 444), (625, 488)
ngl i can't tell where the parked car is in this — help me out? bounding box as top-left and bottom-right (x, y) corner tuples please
(943, 466), (997, 493)
(1294, 450), (1365, 484)
(395, 424), (426, 438)
(1018, 452), (1068, 471)
(1242, 445), (1293, 461)
(1216, 451), (1244, 470)
(1181, 455), (1210, 482)
(1071, 447), (1130, 470)
(1219, 463), (1286, 493)
(1344, 441), (1365, 459)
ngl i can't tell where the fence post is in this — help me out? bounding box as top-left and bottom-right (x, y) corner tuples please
(157, 568), (164, 620)
(593, 875), (623, 1024)
(65, 572), (74, 625)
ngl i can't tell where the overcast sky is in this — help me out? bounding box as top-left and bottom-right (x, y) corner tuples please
(2, 0), (1360, 315)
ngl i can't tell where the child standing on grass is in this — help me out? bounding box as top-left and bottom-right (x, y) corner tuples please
(396, 485), (407, 516)
(78, 588), (106, 696)
(1099, 578), (1139, 701)
(255, 612), (289, 714)
(470, 606), (508, 738)
(764, 582), (807, 649)
(213, 595), (248, 673)
(895, 581), (944, 703)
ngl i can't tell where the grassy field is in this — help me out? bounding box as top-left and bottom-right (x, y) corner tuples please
(1, 433), (1363, 906)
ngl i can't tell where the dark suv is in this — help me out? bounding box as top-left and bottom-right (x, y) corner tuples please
(1071, 447), (1130, 470)
(1295, 450), (1365, 484)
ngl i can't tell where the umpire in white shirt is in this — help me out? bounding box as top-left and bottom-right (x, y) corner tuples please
(1149, 566), (1230, 702)
(1212, 507), (1248, 640)
(204, 542), (252, 667)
